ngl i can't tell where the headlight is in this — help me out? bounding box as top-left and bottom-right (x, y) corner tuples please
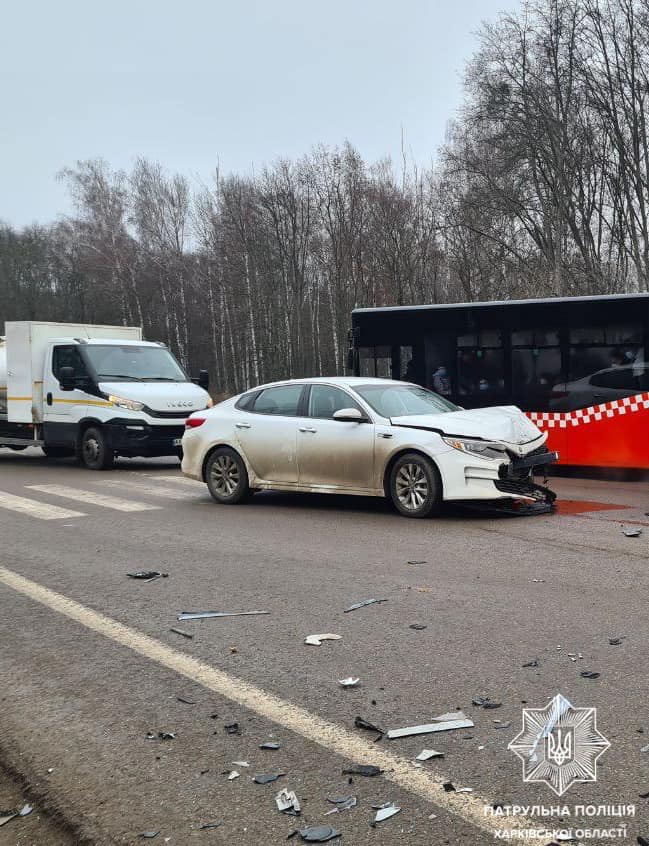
(206, 395), (214, 408)
(108, 394), (144, 412)
(442, 437), (507, 460)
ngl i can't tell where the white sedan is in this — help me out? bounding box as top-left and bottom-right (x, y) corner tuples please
(181, 377), (557, 518)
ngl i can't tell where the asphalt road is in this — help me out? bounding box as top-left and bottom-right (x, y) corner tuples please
(1, 448), (649, 845)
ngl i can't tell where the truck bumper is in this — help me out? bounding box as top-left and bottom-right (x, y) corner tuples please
(104, 418), (186, 458)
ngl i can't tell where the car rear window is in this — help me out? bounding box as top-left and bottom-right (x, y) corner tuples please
(252, 385), (304, 416)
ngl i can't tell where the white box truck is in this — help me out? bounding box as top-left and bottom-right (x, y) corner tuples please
(0, 321), (211, 469)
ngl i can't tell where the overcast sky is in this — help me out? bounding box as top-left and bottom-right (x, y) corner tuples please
(1, 0), (516, 228)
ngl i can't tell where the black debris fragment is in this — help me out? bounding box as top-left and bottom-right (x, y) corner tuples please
(170, 627), (193, 639)
(158, 731), (175, 740)
(638, 838), (649, 846)
(442, 781), (456, 792)
(344, 598), (388, 613)
(253, 772), (285, 784)
(199, 821), (223, 829)
(354, 716), (384, 738)
(260, 742), (281, 750)
(409, 624), (427, 631)
(472, 697), (502, 709)
(608, 638), (623, 645)
(296, 825), (341, 842)
(580, 671), (600, 679)
(407, 560), (427, 565)
(177, 696), (196, 705)
(139, 833), (160, 839)
(493, 721), (512, 730)
(326, 796), (357, 813)
(342, 764), (382, 777)
(522, 660), (539, 668)
(638, 791), (649, 799)
(209, 713), (219, 719)
(128, 571), (168, 581)
(224, 723), (241, 735)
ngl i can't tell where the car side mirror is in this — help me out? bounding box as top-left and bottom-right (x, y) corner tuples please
(198, 369), (210, 390)
(333, 407), (367, 423)
(59, 366), (76, 391)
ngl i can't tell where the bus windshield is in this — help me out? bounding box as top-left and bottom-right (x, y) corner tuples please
(356, 383), (459, 417)
(83, 345), (188, 382)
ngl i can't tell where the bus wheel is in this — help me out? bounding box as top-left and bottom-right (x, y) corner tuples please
(80, 427), (115, 471)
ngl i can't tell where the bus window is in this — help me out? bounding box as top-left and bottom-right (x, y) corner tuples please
(457, 331), (504, 399)
(359, 347), (375, 377)
(511, 329), (562, 411)
(375, 346), (391, 377)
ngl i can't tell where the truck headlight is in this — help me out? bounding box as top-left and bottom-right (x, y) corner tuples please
(108, 395), (144, 412)
(442, 437), (507, 460)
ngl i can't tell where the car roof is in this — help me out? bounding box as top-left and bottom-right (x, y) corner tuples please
(242, 376), (403, 391)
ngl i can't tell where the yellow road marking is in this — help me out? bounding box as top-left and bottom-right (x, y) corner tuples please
(0, 566), (543, 843)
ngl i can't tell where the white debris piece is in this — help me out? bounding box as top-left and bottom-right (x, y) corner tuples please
(275, 788), (301, 814)
(338, 677), (360, 687)
(434, 710), (469, 722)
(456, 787), (473, 793)
(305, 633), (342, 646)
(232, 760), (249, 767)
(374, 803), (401, 823)
(416, 749), (444, 761)
(387, 718), (474, 740)
(227, 770), (240, 780)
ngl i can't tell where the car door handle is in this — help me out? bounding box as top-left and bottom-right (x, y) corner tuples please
(299, 426), (317, 433)
(377, 432), (393, 439)
(236, 422), (251, 429)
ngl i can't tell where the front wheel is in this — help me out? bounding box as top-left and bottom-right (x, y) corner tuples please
(389, 452), (441, 518)
(79, 427), (115, 471)
(206, 447), (250, 504)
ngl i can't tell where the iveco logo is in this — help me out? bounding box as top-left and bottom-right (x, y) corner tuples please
(167, 401), (194, 408)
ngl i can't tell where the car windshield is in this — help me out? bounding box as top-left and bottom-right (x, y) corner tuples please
(355, 383), (459, 417)
(83, 345), (188, 382)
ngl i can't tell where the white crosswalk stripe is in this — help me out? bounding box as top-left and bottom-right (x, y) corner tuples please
(149, 474), (204, 488)
(99, 479), (204, 500)
(26, 484), (161, 513)
(0, 491), (86, 520)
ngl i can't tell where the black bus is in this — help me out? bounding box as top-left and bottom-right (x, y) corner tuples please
(349, 293), (649, 469)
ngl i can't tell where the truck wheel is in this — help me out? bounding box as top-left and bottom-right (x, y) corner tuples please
(79, 427), (115, 471)
(42, 446), (75, 459)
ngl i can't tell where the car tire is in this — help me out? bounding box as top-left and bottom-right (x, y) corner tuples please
(206, 447), (250, 505)
(79, 427), (115, 471)
(42, 446), (75, 459)
(389, 452), (441, 518)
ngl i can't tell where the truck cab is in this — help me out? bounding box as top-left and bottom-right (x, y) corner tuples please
(0, 322), (211, 469)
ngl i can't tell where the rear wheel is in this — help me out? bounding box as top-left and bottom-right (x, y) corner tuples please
(389, 452), (441, 518)
(42, 446), (75, 459)
(79, 427), (114, 471)
(206, 447), (250, 504)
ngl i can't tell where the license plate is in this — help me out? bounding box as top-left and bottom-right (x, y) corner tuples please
(173, 438), (182, 447)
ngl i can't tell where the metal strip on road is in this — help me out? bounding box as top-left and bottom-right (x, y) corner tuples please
(0, 491), (86, 521)
(25, 485), (161, 513)
(0, 565), (545, 844)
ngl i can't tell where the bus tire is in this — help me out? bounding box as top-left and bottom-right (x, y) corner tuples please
(79, 427), (115, 471)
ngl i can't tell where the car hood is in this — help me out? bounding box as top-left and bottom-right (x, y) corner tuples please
(98, 381), (209, 413)
(390, 405), (545, 449)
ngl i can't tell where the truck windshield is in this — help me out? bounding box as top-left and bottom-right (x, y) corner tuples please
(82, 345), (188, 382)
(355, 383), (459, 417)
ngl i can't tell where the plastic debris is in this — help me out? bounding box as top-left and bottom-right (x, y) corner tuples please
(344, 598), (388, 613)
(128, 571), (168, 581)
(434, 710), (469, 721)
(580, 671), (600, 679)
(387, 717), (474, 739)
(305, 633), (342, 646)
(442, 781), (456, 791)
(407, 560), (427, 565)
(230, 645), (238, 654)
(623, 528), (642, 537)
(472, 697), (502, 709)
(227, 770), (240, 780)
(354, 716), (385, 737)
(0, 812), (16, 827)
(253, 772), (285, 784)
(148, 731), (175, 741)
(232, 760), (249, 767)
(640, 744), (649, 753)
(374, 803), (401, 823)
(177, 696), (196, 705)
(416, 749), (444, 761)
(456, 787), (473, 793)
(178, 610), (269, 620)
(296, 825), (341, 842)
(638, 837), (649, 846)
(19, 805), (32, 817)
(428, 813), (438, 820)
(276, 788), (301, 815)
(409, 624), (427, 631)
(493, 721), (512, 730)
(638, 790), (649, 798)
(170, 627), (193, 639)
(339, 677), (360, 687)
(260, 742), (281, 750)
(531, 578), (545, 583)
(325, 796), (356, 814)
(609, 637), (623, 645)
(139, 833), (159, 839)
(342, 764), (382, 777)
(522, 659), (539, 668)
(224, 723), (241, 735)
(199, 822), (223, 830)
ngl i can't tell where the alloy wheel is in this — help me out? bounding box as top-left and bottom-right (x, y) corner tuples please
(395, 462), (429, 511)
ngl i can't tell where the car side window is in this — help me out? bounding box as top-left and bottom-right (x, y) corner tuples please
(52, 346), (87, 380)
(252, 385), (304, 416)
(308, 384), (364, 419)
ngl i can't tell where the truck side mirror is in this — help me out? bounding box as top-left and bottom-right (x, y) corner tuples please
(198, 369), (210, 390)
(59, 366), (76, 391)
